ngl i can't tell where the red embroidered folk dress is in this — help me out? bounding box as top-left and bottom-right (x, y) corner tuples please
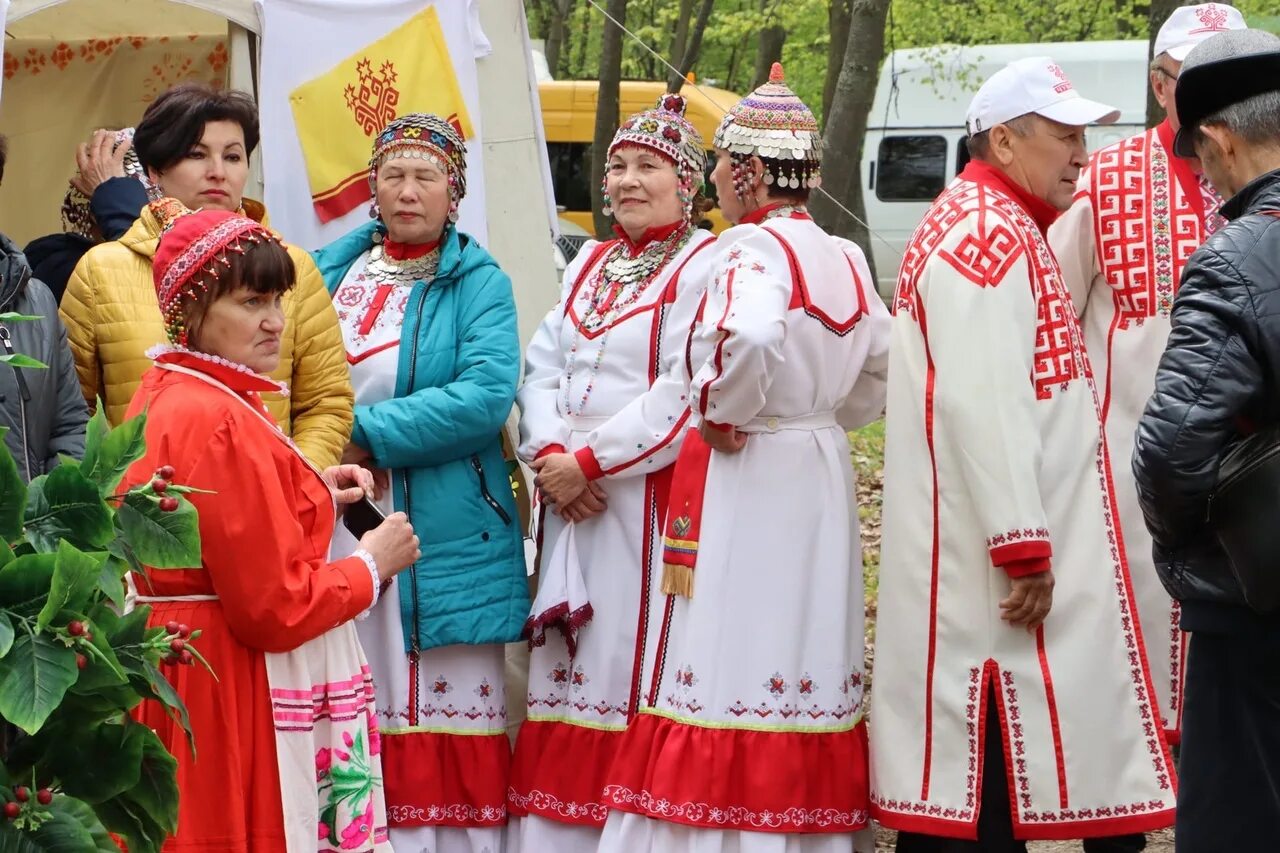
(1048, 120), (1225, 742)
(873, 162), (1176, 840)
(123, 351), (385, 852)
(599, 206), (890, 851)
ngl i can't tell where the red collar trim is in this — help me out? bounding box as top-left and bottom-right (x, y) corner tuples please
(147, 346), (287, 395)
(739, 202), (803, 226)
(383, 237), (440, 260)
(959, 161), (1060, 234)
(612, 220), (684, 254)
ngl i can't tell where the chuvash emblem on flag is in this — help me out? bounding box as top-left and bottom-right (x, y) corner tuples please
(289, 6), (474, 223)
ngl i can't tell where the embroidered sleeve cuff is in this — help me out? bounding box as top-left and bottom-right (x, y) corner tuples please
(704, 420), (733, 433)
(987, 527), (1051, 568)
(575, 445), (605, 481)
(535, 444), (567, 461)
(1002, 557), (1052, 578)
(352, 548), (380, 620)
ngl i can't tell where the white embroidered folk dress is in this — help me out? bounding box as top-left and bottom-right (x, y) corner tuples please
(508, 225), (717, 853)
(872, 163), (1177, 841)
(329, 248), (509, 853)
(1048, 120), (1223, 742)
(598, 209), (891, 853)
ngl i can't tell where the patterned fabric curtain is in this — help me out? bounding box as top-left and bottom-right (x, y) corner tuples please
(0, 34), (227, 244)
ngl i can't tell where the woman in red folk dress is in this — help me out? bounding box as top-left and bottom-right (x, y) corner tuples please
(121, 200), (420, 852)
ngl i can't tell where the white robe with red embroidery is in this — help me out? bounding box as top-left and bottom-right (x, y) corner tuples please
(508, 227), (717, 853)
(872, 164), (1177, 841)
(1048, 121), (1222, 741)
(599, 211), (890, 852)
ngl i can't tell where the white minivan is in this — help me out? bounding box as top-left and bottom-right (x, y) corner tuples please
(863, 40), (1150, 298)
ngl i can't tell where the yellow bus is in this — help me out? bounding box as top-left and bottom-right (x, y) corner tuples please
(539, 79), (743, 235)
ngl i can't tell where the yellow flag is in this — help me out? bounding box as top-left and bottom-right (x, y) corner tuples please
(289, 6), (474, 222)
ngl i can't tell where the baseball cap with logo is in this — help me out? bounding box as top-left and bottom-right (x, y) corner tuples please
(965, 56), (1120, 136)
(1155, 3), (1247, 63)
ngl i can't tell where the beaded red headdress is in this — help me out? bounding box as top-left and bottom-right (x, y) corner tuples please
(150, 199), (278, 345)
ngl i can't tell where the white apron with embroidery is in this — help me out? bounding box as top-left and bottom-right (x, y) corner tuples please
(873, 173), (1178, 840)
(1048, 123), (1223, 741)
(598, 214), (890, 853)
(328, 250), (509, 853)
(157, 360), (391, 853)
(509, 228), (716, 853)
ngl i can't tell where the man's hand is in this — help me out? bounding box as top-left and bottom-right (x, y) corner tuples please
(71, 129), (132, 197)
(699, 422), (748, 453)
(531, 452), (588, 508)
(1000, 570), (1055, 631)
(557, 481), (608, 523)
(340, 441), (388, 500)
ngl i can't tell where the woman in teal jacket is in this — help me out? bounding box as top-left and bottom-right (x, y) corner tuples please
(314, 114), (528, 853)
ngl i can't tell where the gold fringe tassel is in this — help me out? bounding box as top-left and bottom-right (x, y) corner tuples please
(661, 563), (694, 598)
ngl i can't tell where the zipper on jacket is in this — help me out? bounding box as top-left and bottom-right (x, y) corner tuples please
(471, 454), (513, 525)
(402, 283), (432, 666)
(0, 326), (32, 481)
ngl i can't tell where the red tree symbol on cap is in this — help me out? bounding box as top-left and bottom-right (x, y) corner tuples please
(1192, 4), (1230, 33)
(1048, 64), (1068, 82)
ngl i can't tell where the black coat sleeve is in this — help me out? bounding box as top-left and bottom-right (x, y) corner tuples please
(1133, 246), (1264, 555)
(89, 177), (149, 241)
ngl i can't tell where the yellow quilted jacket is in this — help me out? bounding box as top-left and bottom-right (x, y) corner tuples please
(58, 199), (354, 469)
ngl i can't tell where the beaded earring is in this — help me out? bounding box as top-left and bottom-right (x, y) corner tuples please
(600, 173), (614, 217)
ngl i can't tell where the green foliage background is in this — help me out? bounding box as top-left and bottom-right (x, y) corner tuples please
(530, 0), (1280, 124)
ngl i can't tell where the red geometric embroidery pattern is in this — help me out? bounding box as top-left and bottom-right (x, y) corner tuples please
(986, 527), (1051, 551)
(1091, 130), (1205, 325)
(604, 784), (869, 831)
(894, 181), (976, 319)
(897, 178), (1085, 402)
(1034, 282), (1078, 400)
(939, 225), (1024, 288)
(1003, 671), (1033, 811)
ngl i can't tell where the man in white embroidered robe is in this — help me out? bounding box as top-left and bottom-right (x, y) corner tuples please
(1048, 2), (1247, 743)
(873, 58), (1177, 851)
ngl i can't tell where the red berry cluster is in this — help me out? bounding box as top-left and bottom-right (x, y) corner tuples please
(66, 620), (94, 669)
(5, 787), (53, 820)
(152, 465), (179, 512)
(162, 622), (194, 666)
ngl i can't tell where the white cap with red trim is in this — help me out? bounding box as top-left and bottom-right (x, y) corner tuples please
(965, 56), (1120, 136)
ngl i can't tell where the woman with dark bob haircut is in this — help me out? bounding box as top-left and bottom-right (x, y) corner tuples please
(60, 82), (355, 472)
(121, 198), (420, 851)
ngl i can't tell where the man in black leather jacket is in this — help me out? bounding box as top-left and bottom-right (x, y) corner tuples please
(1132, 29), (1280, 852)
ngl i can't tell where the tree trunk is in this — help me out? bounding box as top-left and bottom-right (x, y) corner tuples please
(751, 26), (787, 89)
(808, 0), (892, 280)
(666, 0), (696, 90)
(823, 0), (853, 122)
(592, 0), (629, 238)
(667, 0), (715, 93)
(544, 0), (575, 78)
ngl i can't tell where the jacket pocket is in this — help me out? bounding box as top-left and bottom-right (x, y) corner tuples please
(470, 454), (512, 526)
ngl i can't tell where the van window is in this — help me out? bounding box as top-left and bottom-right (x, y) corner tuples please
(876, 135), (947, 202)
(956, 136), (972, 175)
(546, 142), (593, 212)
